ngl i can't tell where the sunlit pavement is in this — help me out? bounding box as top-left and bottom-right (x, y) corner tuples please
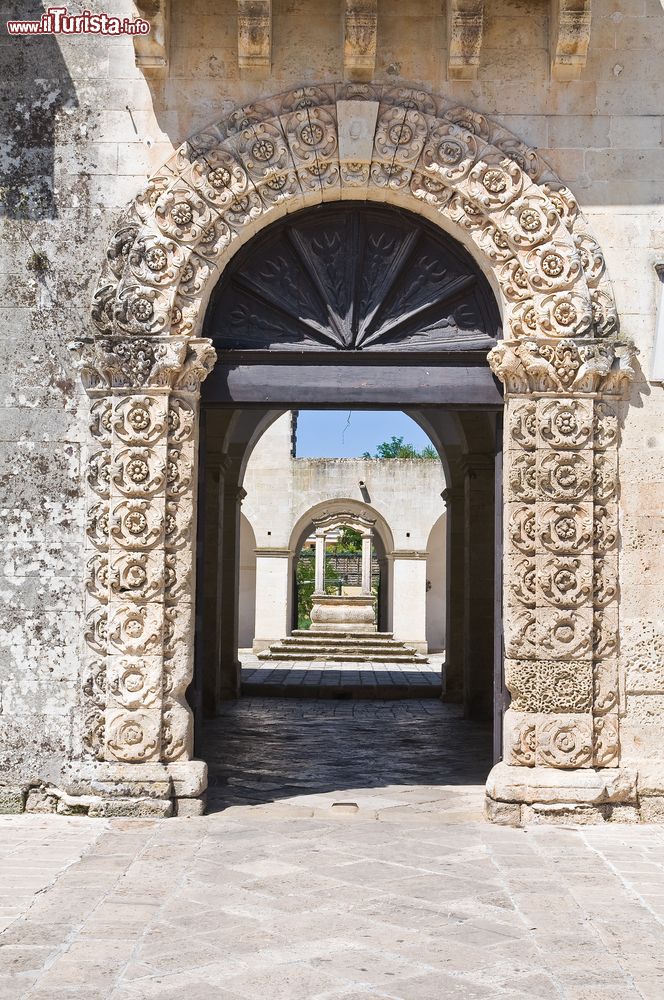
(2, 699), (664, 999)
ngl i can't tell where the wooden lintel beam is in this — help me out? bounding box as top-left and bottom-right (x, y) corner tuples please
(238, 0), (272, 72)
(447, 0), (485, 81)
(551, 0), (592, 81)
(344, 0), (378, 82)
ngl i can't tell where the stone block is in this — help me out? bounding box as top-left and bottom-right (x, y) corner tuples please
(62, 762), (172, 800)
(636, 763), (664, 796)
(522, 802), (608, 825)
(88, 797), (173, 818)
(485, 762), (637, 805)
(56, 799), (91, 816)
(484, 796), (522, 826)
(639, 796), (664, 823)
(166, 760), (208, 798)
(25, 788), (58, 813)
(0, 784), (27, 813)
(174, 796), (206, 817)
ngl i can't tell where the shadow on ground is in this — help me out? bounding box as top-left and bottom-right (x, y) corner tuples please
(201, 697), (492, 813)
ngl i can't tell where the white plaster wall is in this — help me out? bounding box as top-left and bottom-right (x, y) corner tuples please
(3, 0), (664, 777)
(392, 557), (429, 651)
(253, 554), (291, 650)
(426, 515), (447, 653)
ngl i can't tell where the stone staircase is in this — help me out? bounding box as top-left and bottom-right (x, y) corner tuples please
(257, 629), (428, 663)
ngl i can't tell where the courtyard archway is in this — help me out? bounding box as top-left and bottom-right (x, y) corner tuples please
(75, 85), (634, 818)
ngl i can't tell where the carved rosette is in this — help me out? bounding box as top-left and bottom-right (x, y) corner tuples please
(500, 380), (625, 771)
(77, 338), (216, 765)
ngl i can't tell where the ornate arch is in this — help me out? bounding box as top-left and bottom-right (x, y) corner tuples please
(70, 85), (636, 820)
(77, 84), (622, 368)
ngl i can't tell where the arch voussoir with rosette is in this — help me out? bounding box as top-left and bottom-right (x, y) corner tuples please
(71, 84), (635, 819)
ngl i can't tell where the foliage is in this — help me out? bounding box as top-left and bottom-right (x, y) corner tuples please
(328, 527), (362, 553)
(362, 435), (438, 459)
(295, 556), (315, 630)
(295, 552), (343, 629)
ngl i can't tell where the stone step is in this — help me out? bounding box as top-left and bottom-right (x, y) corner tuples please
(257, 628), (429, 664)
(281, 636), (402, 649)
(257, 651), (428, 663)
(264, 644), (424, 658)
(277, 639), (414, 652)
(292, 630), (394, 640)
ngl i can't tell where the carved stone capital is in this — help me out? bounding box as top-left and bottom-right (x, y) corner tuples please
(238, 0), (272, 71)
(133, 0), (170, 73)
(447, 0), (485, 81)
(488, 338), (635, 396)
(344, 0), (377, 81)
(69, 338), (216, 394)
(551, 0), (592, 81)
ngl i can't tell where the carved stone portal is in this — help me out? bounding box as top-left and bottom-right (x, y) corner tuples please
(78, 85), (633, 821)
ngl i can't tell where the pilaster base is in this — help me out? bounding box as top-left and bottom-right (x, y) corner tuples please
(485, 762), (641, 826)
(0, 760), (208, 818)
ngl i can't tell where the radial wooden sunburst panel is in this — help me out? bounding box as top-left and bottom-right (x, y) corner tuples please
(206, 203), (501, 353)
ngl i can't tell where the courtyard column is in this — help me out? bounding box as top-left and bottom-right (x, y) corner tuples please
(314, 529), (326, 594)
(486, 337), (634, 819)
(199, 454), (231, 713)
(391, 551), (428, 653)
(462, 453), (495, 720)
(73, 336), (216, 815)
(253, 548), (292, 649)
(218, 477), (246, 700)
(442, 484), (465, 703)
(360, 531), (372, 595)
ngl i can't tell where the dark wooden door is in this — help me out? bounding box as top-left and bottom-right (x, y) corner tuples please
(202, 202), (502, 410)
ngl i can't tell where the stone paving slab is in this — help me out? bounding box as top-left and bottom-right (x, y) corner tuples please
(240, 652), (444, 699)
(1, 699), (664, 998)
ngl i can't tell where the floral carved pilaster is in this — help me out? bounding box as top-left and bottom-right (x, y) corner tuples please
(490, 337), (633, 771)
(71, 336), (216, 767)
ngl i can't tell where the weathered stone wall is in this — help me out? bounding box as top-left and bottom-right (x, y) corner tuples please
(1, 0), (664, 792)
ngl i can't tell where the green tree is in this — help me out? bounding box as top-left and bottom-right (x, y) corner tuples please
(295, 549), (343, 628)
(329, 526), (362, 553)
(362, 435), (438, 459)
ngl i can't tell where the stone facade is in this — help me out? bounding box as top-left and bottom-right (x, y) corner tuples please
(1, 0), (664, 820)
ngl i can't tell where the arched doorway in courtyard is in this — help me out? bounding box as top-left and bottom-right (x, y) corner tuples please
(80, 86), (629, 818)
(193, 200), (503, 781)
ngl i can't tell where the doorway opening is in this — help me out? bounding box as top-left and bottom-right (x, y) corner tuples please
(192, 200), (503, 807)
(236, 408), (447, 698)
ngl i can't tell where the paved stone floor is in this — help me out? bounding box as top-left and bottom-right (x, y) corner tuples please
(240, 652), (444, 698)
(2, 699), (664, 999)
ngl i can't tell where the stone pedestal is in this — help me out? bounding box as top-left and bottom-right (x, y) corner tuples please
(310, 594), (376, 632)
(485, 762), (639, 826)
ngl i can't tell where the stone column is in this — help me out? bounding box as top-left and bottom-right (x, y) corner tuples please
(198, 455), (230, 714)
(360, 531), (372, 594)
(314, 529), (326, 594)
(218, 480), (245, 700)
(72, 335), (216, 817)
(442, 485), (465, 702)
(486, 337), (634, 823)
(462, 453), (495, 720)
